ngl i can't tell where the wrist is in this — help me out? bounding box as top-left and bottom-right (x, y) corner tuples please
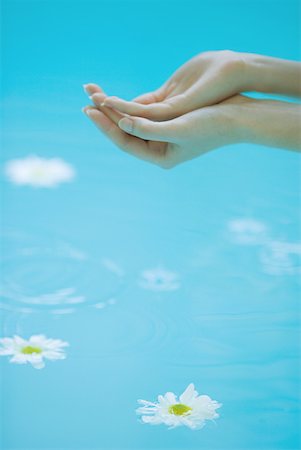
(239, 52), (301, 97)
(230, 97), (301, 150)
(215, 96), (254, 145)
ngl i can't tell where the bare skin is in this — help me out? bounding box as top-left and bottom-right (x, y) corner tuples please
(91, 51), (301, 120)
(82, 51), (301, 168)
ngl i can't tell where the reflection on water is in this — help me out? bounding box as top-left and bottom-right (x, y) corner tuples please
(227, 218), (268, 245)
(138, 266), (181, 292)
(226, 217), (301, 276)
(0, 231), (125, 313)
(260, 241), (301, 275)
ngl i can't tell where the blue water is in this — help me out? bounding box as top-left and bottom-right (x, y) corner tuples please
(0, 0), (300, 449)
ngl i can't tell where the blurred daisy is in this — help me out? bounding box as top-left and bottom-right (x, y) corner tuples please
(139, 267), (180, 292)
(0, 335), (69, 369)
(5, 155), (75, 187)
(260, 240), (301, 275)
(227, 218), (267, 245)
(136, 383), (221, 429)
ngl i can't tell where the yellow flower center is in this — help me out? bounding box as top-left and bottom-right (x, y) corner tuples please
(168, 403), (192, 416)
(21, 346), (42, 355)
(32, 168), (46, 179)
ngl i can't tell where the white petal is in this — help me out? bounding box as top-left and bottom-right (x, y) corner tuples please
(0, 348), (15, 355)
(45, 339), (69, 349)
(13, 335), (28, 347)
(29, 335), (47, 345)
(10, 354), (28, 364)
(163, 416), (182, 428)
(164, 392), (177, 405)
(0, 337), (15, 348)
(182, 416), (204, 430)
(30, 356), (45, 369)
(141, 415), (164, 425)
(192, 396), (222, 419)
(137, 399), (157, 407)
(43, 351), (66, 360)
(180, 383), (196, 404)
(136, 407), (158, 415)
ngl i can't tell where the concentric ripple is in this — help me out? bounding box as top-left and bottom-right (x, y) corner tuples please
(0, 231), (126, 313)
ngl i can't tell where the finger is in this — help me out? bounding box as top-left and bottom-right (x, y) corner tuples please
(118, 116), (176, 142)
(133, 86), (169, 105)
(82, 107), (166, 164)
(83, 83), (103, 96)
(133, 92), (161, 104)
(102, 83), (175, 118)
(104, 91), (191, 121)
(90, 93), (124, 125)
(102, 97), (172, 120)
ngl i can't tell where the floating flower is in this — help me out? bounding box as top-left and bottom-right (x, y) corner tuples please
(5, 155), (75, 187)
(136, 383), (221, 429)
(0, 335), (69, 369)
(139, 267), (180, 292)
(227, 218), (267, 245)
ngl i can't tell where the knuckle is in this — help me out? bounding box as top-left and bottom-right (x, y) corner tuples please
(220, 50), (244, 73)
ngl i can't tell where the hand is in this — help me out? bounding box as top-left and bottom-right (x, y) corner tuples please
(83, 88), (247, 168)
(91, 50), (248, 120)
(88, 52), (301, 123)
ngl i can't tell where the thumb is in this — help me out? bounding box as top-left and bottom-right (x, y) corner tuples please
(118, 116), (176, 142)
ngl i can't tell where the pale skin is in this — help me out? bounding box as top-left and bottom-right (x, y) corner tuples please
(82, 50), (301, 168)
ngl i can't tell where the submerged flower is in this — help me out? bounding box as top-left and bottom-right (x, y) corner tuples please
(139, 267), (180, 292)
(5, 155), (75, 187)
(136, 383), (221, 429)
(0, 335), (69, 369)
(228, 218), (267, 245)
(260, 240), (301, 275)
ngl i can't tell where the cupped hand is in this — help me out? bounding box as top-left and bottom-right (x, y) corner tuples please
(88, 51), (248, 121)
(83, 89), (248, 168)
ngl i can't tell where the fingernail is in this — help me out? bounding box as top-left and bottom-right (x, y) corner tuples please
(83, 84), (90, 94)
(90, 94), (104, 105)
(119, 117), (133, 133)
(82, 107), (93, 116)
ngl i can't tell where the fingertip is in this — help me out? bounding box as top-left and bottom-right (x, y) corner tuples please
(83, 84), (90, 94)
(118, 117), (133, 133)
(83, 83), (103, 95)
(82, 106), (99, 118)
(90, 92), (106, 104)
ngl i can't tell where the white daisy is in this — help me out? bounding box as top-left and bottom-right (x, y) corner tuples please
(0, 335), (69, 369)
(136, 383), (221, 430)
(139, 267), (180, 292)
(5, 155), (75, 187)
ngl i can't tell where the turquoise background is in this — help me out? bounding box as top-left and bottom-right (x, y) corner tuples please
(0, 0), (300, 449)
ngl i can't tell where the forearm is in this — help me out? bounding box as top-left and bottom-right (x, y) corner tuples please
(242, 53), (301, 98)
(235, 98), (301, 151)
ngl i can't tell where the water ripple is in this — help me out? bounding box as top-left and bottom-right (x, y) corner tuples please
(0, 231), (126, 313)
